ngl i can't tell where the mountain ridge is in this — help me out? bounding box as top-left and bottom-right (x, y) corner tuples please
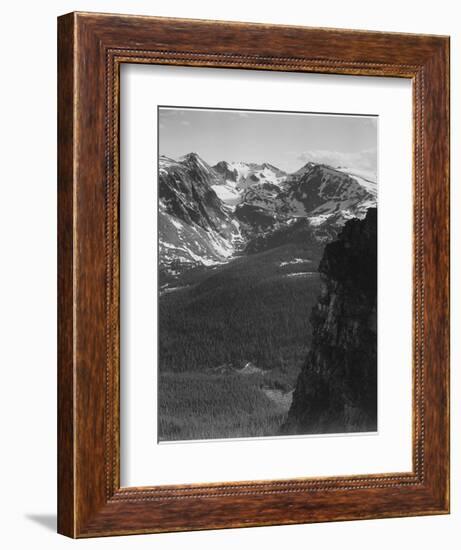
(158, 152), (377, 278)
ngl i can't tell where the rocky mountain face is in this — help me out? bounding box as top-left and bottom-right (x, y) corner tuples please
(159, 153), (225, 228)
(158, 153), (377, 277)
(282, 208), (378, 435)
(280, 163), (376, 225)
(158, 153), (243, 275)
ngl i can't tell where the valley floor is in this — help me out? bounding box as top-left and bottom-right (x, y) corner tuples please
(157, 244), (321, 442)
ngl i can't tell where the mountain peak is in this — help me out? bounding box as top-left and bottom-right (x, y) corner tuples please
(181, 151), (203, 162)
(213, 160), (232, 169)
(293, 161), (320, 176)
(261, 162), (283, 172)
(179, 152), (215, 175)
(159, 154), (177, 164)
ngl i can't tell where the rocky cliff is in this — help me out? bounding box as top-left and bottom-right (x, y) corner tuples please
(282, 208), (377, 435)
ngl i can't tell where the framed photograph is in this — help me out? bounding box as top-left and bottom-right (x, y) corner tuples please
(57, 12), (450, 537)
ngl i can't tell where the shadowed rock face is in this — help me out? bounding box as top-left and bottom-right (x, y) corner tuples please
(282, 208), (377, 435)
(213, 160), (239, 182)
(159, 153), (229, 233)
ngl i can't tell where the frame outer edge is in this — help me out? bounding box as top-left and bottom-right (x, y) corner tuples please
(57, 12), (450, 537)
(57, 12), (77, 538)
(445, 36), (451, 513)
(426, 37), (450, 512)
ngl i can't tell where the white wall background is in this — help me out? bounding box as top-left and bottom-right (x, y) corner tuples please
(0, 0), (457, 548)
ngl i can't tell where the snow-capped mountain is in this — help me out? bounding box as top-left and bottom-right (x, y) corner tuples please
(281, 163), (376, 225)
(211, 161), (287, 206)
(158, 153), (377, 276)
(234, 162), (376, 235)
(158, 154), (243, 275)
(213, 160), (287, 187)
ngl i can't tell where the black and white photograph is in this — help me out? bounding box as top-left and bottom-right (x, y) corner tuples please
(157, 106), (378, 442)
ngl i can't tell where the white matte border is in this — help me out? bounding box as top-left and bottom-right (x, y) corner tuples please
(120, 64), (413, 487)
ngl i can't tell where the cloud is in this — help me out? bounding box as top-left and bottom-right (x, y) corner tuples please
(297, 148), (377, 178)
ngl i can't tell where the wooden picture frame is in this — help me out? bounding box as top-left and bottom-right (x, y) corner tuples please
(57, 11), (450, 538)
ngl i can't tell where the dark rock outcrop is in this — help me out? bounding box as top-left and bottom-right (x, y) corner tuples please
(282, 208), (377, 434)
(212, 160), (239, 182)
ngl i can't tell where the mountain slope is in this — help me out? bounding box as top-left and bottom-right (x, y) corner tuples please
(158, 154), (243, 276)
(280, 163), (376, 223)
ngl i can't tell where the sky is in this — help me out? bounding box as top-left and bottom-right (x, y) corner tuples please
(158, 107), (377, 176)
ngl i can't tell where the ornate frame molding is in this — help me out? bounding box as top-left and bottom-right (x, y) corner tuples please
(58, 12), (449, 537)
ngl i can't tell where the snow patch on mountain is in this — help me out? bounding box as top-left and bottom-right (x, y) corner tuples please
(280, 258), (312, 267)
(227, 161), (287, 188)
(285, 272), (317, 278)
(211, 183), (241, 206)
(335, 167), (378, 196)
(159, 212), (232, 271)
